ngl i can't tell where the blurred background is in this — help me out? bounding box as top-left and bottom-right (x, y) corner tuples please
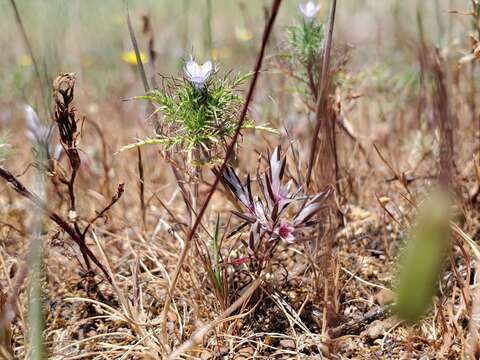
(0, 0), (471, 101)
(0, 0), (476, 205)
(0, 2), (479, 358)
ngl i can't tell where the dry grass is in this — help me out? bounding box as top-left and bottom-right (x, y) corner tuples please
(0, 0), (479, 359)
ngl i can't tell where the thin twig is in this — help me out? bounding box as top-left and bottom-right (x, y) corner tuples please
(141, 11), (158, 89)
(125, 3), (150, 231)
(306, 0), (338, 187)
(82, 183), (125, 238)
(85, 118), (112, 198)
(137, 148), (146, 229)
(125, 1), (150, 93)
(0, 167), (112, 283)
(329, 305), (392, 338)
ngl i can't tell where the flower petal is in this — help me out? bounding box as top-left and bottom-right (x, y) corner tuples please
(24, 105), (40, 130)
(184, 60), (201, 78)
(299, 1), (320, 21)
(200, 61), (213, 78)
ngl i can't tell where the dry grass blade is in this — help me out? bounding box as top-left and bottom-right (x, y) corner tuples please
(306, 0), (338, 187)
(125, 1), (149, 234)
(125, 0), (150, 93)
(451, 222), (480, 261)
(167, 277), (263, 359)
(0, 167), (112, 283)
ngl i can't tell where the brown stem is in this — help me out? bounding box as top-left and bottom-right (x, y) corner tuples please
(0, 166), (112, 283)
(191, 146), (201, 218)
(432, 49), (455, 189)
(329, 305), (392, 338)
(306, 0), (337, 187)
(85, 118), (112, 199)
(82, 183), (125, 238)
(137, 148), (146, 229)
(125, 2), (150, 93)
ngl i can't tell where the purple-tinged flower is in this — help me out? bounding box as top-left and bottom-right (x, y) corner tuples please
(219, 167), (255, 214)
(219, 146), (333, 257)
(294, 187), (332, 227)
(299, 1), (321, 22)
(184, 58), (213, 88)
(25, 105), (50, 144)
(274, 221), (296, 243)
(259, 146), (293, 216)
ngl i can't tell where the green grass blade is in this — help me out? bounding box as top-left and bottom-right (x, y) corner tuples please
(394, 191), (453, 323)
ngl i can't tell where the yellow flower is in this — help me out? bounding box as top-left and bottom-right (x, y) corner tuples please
(19, 55), (32, 67)
(112, 12), (123, 25)
(82, 55), (93, 68)
(211, 47), (232, 61)
(235, 27), (253, 42)
(122, 51), (148, 65)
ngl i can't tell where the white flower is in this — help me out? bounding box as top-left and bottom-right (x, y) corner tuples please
(25, 105), (49, 143)
(184, 58), (213, 88)
(24, 105), (62, 160)
(299, 1), (321, 22)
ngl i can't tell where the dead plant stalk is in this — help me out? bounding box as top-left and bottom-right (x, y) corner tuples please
(306, 0), (338, 188)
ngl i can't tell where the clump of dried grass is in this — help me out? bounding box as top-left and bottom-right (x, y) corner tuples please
(0, 1), (479, 359)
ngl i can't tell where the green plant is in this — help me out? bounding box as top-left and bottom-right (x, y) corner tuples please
(120, 59), (274, 165)
(395, 191), (453, 323)
(286, 19), (324, 67)
(275, 6), (325, 104)
(148, 69), (249, 163)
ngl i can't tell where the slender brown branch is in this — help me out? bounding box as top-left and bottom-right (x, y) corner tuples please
(431, 49), (455, 189)
(85, 118), (112, 198)
(125, 1), (150, 93)
(125, 4), (151, 231)
(82, 183), (125, 238)
(137, 148), (146, 229)
(141, 11), (158, 89)
(0, 166), (112, 283)
(329, 305), (392, 338)
(306, 0), (338, 187)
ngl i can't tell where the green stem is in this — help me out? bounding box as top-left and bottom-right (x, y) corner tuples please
(27, 163), (46, 359)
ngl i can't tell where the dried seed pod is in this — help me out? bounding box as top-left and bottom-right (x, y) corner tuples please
(52, 73), (80, 171)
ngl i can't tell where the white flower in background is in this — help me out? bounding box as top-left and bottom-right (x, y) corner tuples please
(299, 1), (321, 22)
(25, 105), (50, 144)
(184, 58), (214, 88)
(24, 105), (62, 160)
